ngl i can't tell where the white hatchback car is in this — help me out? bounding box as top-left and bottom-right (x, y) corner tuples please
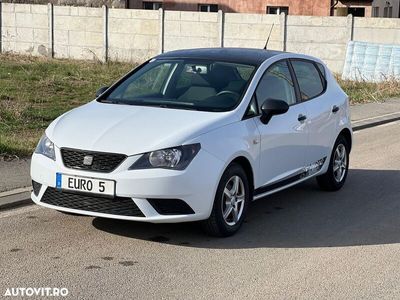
(31, 48), (352, 236)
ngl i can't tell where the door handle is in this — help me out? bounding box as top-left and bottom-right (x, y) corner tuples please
(332, 105), (340, 113)
(298, 114), (307, 122)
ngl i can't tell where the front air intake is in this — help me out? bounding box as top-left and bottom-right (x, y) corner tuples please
(147, 198), (195, 215)
(41, 187), (144, 217)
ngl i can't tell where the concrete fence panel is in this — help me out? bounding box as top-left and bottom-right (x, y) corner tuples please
(108, 8), (159, 62)
(53, 5), (103, 60)
(1, 3), (50, 56)
(164, 11), (219, 52)
(286, 16), (349, 73)
(1, 3), (400, 75)
(353, 17), (400, 45)
(224, 13), (281, 51)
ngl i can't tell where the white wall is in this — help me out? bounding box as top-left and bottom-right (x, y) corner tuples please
(286, 16), (350, 73)
(1, 4), (50, 57)
(53, 6), (103, 60)
(2, 3), (400, 74)
(223, 13), (281, 51)
(164, 11), (220, 51)
(108, 8), (160, 62)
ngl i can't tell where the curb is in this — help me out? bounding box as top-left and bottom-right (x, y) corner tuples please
(352, 111), (400, 132)
(1, 112), (400, 212)
(0, 187), (32, 211)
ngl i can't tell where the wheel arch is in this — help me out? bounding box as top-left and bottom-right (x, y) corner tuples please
(229, 156), (255, 195)
(339, 128), (352, 152)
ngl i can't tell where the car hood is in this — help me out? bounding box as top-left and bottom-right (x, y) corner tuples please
(47, 101), (236, 156)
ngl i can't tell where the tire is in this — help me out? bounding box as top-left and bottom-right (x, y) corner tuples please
(202, 163), (250, 237)
(317, 135), (350, 191)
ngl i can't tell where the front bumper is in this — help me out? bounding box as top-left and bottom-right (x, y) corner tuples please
(31, 147), (224, 223)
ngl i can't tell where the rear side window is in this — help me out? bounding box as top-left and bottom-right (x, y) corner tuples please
(291, 60), (325, 101)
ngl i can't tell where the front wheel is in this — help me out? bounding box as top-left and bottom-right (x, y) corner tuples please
(317, 135), (350, 191)
(201, 163), (250, 237)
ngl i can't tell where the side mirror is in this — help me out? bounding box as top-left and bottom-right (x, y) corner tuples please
(96, 86), (109, 98)
(260, 99), (289, 124)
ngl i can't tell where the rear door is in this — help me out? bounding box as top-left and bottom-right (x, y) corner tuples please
(290, 59), (336, 167)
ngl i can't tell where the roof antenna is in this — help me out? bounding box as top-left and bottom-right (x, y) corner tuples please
(263, 23), (275, 50)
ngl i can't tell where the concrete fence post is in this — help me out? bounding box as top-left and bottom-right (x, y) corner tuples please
(280, 12), (287, 51)
(0, 2), (3, 54)
(103, 5), (108, 62)
(159, 7), (164, 54)
(347, 14), (354, 42)
(48, 3), (54, 58)
(218, 10), (224, 48)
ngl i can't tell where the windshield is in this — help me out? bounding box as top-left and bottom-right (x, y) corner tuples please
(101, 59), (256, 112)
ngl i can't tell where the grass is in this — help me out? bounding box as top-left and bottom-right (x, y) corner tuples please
(336, 76), (400, 104)
(1, 54), (400, 158)
(0, 54), (136, 158)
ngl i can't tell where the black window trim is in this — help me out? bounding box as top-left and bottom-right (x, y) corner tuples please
(242, 95), (260, 120)
(288, 58), (327, 103)
(242, 58), (300, 120)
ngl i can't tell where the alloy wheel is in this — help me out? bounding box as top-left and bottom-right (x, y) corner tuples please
(221, 175), (245, 226)
(333, 143), (347, 183)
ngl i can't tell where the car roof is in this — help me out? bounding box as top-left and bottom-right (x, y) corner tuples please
(155, 48), (286, 66)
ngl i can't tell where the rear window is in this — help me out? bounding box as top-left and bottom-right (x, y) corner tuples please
(291, 60), (325, 101)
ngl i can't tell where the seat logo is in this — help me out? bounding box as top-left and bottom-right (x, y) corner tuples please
(83, 155), (94, 166)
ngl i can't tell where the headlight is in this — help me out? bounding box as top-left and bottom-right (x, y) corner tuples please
(35, 134), (56, 160)
(129, 144), (201, 170)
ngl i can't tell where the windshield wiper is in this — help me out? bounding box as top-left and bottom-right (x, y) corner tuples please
(156, 104), (199, 111)
(98, 98), (206, 111)
(97, 98), (120, 104)
(136, 99), (195, 107)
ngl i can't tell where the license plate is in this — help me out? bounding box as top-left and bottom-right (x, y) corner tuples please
(56, 173), (115, 196)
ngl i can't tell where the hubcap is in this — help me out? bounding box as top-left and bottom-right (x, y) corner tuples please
(222, 176), (245, 226)
(333, 144), (347, 183)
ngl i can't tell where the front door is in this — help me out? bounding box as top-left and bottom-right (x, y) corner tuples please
(253, 60), (309, 189)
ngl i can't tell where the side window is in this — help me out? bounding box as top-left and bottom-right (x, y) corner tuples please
(291, 60), (324, 101)
(255, 60), (296, 109)
(244, 96), (259, 118)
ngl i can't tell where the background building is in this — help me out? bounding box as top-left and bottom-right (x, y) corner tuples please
(3, 0), (400, 17)
(333, 1), (373, 16)
(130, 0), (375, 16)
(371, 0), (400, 17)
(130, 0), (332, 15)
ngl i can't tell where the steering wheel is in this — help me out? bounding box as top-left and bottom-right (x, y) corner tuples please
(216, 90), (240, 97)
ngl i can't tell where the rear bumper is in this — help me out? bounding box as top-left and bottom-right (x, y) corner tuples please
(31, 148), (224, 223)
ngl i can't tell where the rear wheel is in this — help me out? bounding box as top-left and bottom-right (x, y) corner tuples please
(202, 163), (250, 237)
(317, 135), (349, 191)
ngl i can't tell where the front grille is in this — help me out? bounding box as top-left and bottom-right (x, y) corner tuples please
(41, 187), (144, 217)
(61, 148), (127, 173)
(147, 198), (195, 215)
